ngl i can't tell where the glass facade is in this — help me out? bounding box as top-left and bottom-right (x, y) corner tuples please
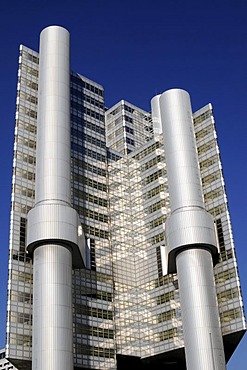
(5, 43), (246, 370)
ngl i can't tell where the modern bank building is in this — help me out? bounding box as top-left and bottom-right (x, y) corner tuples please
(3, 25), (246, 370)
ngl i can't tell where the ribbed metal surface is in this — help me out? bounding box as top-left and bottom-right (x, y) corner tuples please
(32, 245), (73, 370)
(159, 89), (217, 263)
(157, 88), (226, 369)
(27, 203), (78, 242)
(27, 203), (85, 268)
(159, 89), (204, 211)
(27, 26), (76, 370)
(165, 207), (217, 254)
(176, 249), (226, 369)
(35, 26), (71, 206)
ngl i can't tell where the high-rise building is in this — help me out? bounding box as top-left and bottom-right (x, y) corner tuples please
(5, 25), (246, 370)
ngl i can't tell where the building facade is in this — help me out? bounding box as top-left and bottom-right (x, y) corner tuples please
(5, 26), (246, 370)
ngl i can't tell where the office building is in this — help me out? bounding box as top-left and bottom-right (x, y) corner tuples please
(5, 25), (246, 369)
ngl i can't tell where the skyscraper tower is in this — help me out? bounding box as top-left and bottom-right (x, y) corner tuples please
(4, 25), (246, 370)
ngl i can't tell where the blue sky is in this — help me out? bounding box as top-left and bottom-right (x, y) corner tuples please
(0, 0), (247, 368)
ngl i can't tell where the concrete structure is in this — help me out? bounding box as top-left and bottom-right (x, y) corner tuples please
(5, 25), (246, 370)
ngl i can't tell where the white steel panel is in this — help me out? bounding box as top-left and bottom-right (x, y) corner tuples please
(177, 249), (226, 370)
(156, 88), (225, 369)
(159, 89), (204, 211)
(165, 207), (217, 263)
(32, 245), (73, 370)
(35, 25), (71, 205)
(26, 26), (81, 370)
(159, 89), (218, 264)
(27, 203), (86, 268)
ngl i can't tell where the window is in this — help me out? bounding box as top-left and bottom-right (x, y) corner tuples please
(157, 291), (175, 305)
(193, 110), (212, 126)
(159, 328), (178, 341)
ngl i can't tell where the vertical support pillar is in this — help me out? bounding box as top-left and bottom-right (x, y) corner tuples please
(153, 89), (226, 369)
(26, 26), (85, 370)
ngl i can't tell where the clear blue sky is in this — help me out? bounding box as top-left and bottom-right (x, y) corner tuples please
(0, 1), (246, 368)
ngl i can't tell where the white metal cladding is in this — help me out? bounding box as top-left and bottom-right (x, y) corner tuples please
(158, 89), (218, 266)
(26, 25), (83, 370)
(32, 244), (73, 370)
(35, 26), (71, 205)
(157, 88), (226, 369)
(165, 207), (216, 246)
(26, 25), (85, 266)
(176, 249), (226, 370)
(27, 203), (86, 267)
(159, 89), (205, 211)
(165, 207), (217, 271)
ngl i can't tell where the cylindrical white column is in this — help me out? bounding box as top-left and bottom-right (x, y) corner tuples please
(158, 89), (225, 369)
(177, 249), (226, 370)
(28, 26), (75, 370)
(35, 25), (71, 206)
(32, 245), (73, 370)
(159, 89), (204, 212)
